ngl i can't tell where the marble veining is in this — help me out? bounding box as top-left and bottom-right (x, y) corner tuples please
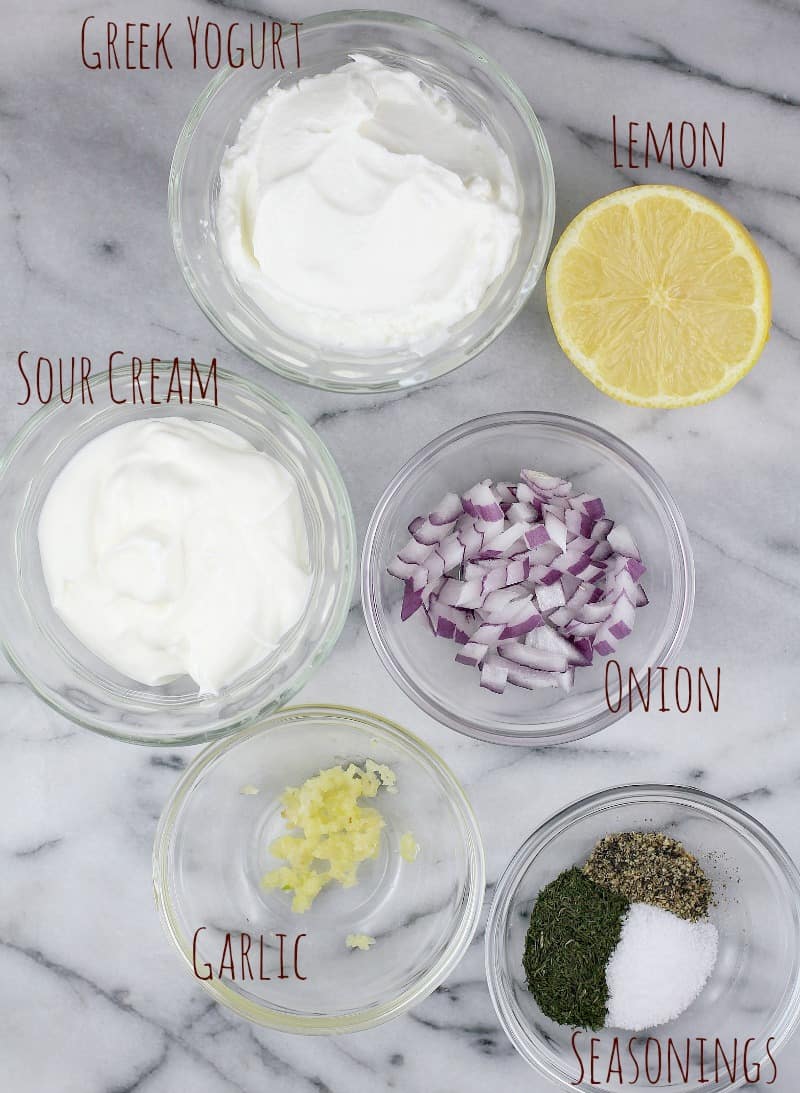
(1, 0), (799, 1090)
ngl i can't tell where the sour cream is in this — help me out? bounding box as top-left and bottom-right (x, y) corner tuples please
(38, 418), (311, 693)
(217, 55), (521, 353)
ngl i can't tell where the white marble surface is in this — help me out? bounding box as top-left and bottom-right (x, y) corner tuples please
(2, 0), (799, 1090)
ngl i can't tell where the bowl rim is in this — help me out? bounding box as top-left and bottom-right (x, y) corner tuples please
(360, 410), (696, 746)
(484, 782), (800, 1092)
(0, 367), (357, 746)
(152, 702), (487, 1033)
(168, 7), (556, 394)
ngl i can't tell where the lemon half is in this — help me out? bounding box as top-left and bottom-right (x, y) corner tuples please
(546, 185), (771, 408)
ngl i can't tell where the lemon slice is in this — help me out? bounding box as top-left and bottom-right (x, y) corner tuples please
(546, 185), (771, 407)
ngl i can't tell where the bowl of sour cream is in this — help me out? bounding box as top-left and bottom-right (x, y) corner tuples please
(170, 10), (555, 392)
(0, 365), (356, 745)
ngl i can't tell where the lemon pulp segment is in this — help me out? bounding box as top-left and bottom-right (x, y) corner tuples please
(546, 185), (771, 407)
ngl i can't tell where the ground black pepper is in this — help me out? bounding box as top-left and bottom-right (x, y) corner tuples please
(583, 832), (712, 921)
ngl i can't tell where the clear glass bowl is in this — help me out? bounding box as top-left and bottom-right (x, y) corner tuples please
(169, 10), (555, 393)
(0, 366), (355, 746)
(361, 412), (694, 746)
(485, 785), (800, 1091)
(153, 704), (485, 1033)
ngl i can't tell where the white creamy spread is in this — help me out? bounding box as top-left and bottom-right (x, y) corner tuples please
(38, 418), (311, 693)
(217, 55), (521, 352)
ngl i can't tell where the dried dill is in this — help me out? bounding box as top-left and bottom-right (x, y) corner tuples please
(523, 867), (629, 1029)
(583, 832), (712, 922)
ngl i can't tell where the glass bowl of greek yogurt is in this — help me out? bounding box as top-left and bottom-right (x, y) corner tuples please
(170, 10), (555, 392)
(153, 704), (485, 1032)
(0, 365), (356, 745)
(361, 412), (694, 746)
(485, 785), (800, 1092)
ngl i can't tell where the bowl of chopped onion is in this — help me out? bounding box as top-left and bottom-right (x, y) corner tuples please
(361, 412), (694, 745)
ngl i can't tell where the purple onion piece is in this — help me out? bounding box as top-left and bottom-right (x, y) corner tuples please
(462, 482), (504, 523)
(543, 511), (568, 553)
(498, 642), (569, 673)
(456, 641), (488, 668)
(495, 482), (518, 504)
(590, 517), (614, 542)
(480, 654), (508, 694)
(471, 622), (505, 647)
(577, 601), (613, 624)
(388, 556), (418, 581)
(398, 537), (431, 565)
(536, 583), (566, 613)
(429, 492), (464, 526)
(572, 639), (594, 666)
(607, 523), (640, 560)
(401, 581), (424, 621)
(505, 664), (562, 690)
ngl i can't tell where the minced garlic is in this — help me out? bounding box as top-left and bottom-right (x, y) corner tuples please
(346, 934), (376, 951)
(365, 759), (396, 789)
(261, 762), (392, 913)
(399, 832), (420, 862)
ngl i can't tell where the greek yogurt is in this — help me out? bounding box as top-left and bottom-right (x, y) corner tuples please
(216, 55), (521, 353)
(38, 418), (311, 693)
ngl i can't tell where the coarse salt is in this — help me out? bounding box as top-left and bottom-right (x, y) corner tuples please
(605, 902), (718, 1031)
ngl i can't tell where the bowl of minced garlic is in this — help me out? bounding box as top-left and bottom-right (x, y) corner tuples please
(154, 705), (484, 1033)
(261, 759), (420, 926)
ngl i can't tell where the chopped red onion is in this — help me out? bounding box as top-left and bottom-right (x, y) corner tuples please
(506, 664), (563, 690)
(495, 482), (518, 504)
(507, 500), (538, 525)
(429, 493), (464, 526)
(456, 641), (488, 668)
(480, 654), (508, 693)
(544, 511), (568, 553)
(462, 482), (504, 523)
(536, 583), (566, 614)
(498, 642), (569, 673)
(607, 524), (641, 559)
(471, 622), (506, 646)
(388, 470), (648, 695)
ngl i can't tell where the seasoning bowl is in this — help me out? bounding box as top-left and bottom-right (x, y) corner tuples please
(153, 704), (485, 1033)
(485, 785), (800, 1092)
(361, 412), (694, 746)
(0, 366), (356, 746)
(169, 10), (555, 393)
